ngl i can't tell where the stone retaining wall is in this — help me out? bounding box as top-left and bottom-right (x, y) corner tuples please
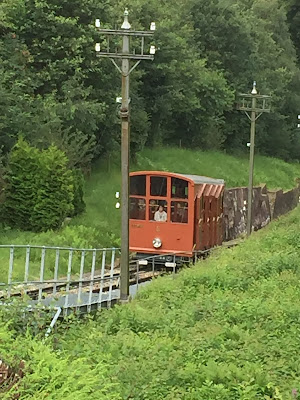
(223, 183), (300, 241)
(269, 183), (300, 220)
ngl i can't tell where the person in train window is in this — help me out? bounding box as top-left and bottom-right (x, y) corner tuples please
(177, 202), (187, 222)
(154, 205), (167, 222)
(149, 200), (156, 220)
(137, 199), (146, 219)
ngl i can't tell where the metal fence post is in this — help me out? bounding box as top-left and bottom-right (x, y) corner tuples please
(7, 246), (14, 298)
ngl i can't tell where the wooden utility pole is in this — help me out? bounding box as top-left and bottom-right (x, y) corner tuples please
(237, 82), (271, 236)
(95, 9), (155, 301)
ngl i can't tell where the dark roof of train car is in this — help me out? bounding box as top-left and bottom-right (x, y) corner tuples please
(175, 173), (225, 185)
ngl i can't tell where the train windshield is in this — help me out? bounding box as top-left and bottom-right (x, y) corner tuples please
(130, 198), (146, 220)
(149, 199), (168, 221)
(171, 201), (188, 223)
(171, 178), (188, 199)
(150, 176), (167, 197)
(129, 174), (189, 223)
(130, 175), (146, 196)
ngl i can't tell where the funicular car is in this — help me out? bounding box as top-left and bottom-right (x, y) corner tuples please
(129, 171), (225, 266)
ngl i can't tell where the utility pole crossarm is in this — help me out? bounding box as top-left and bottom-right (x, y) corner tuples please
(96, 29), (154, 37)
(239, 106), (270, 113)
(96, 53), (154, 61)
(95, 8), (156, 302)
(237, 93), (271, 114)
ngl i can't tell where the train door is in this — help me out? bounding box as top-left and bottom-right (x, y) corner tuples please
(193, 195), (204, 251)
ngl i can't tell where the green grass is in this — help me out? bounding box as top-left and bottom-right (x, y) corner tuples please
(136, 147), (300, 189)
(0, 147), (299, 282)
(78, 147), (300, 235)
(2, 201), (300, 399)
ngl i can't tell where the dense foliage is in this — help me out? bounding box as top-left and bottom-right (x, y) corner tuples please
(3, 138), (76, 231)
(2, 203), (300, 398)
(0, 0), (300, 164)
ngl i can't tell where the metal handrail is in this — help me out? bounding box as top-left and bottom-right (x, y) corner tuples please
(0, 244), (120, 251)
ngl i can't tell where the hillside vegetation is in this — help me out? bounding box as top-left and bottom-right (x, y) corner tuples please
(1, 147), (300, 250)
(1, 147), (299, 282)
(2, 202), (300, 399)
(1, 0), (300, 239)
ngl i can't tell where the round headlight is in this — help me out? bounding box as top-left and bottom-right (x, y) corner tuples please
(152, 238), (162, 249)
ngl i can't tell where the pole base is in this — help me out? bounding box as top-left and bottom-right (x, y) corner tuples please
(119, 294), (131, 305)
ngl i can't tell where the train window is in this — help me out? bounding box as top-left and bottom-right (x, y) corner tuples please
(149, 199), (168, 221)
(130, 198), (146, 220)
(171, 178), (188, 199)
(130, 175), (146, 196)
(171, 201), (188, 223)
(150, 176), (167, 197)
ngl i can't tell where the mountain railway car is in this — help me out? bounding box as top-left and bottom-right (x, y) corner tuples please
(129, 171), (225, 265)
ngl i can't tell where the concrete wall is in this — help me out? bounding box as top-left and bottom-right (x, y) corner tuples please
(223, 183), (300, 241)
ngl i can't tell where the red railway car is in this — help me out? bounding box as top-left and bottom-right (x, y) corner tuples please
(129, 171), (225, 265)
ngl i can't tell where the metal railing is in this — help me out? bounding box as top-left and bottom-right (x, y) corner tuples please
(0, 245), (180, 316)
(0, 245), (121, 315)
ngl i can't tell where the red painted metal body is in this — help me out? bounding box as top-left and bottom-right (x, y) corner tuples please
(129, 171), (225, 258)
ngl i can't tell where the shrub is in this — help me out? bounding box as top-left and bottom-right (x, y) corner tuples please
(3, 138), (74, 231)
(30, 145), (74, 231)
(3, 139), (41, 229)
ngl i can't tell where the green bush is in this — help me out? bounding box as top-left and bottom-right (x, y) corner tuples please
(2, 138), (41, 229)
(30, 145), (74, 231)
(3, 138), (74, 231)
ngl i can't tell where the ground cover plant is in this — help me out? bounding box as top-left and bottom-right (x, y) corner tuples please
(1, 205), (300, 398)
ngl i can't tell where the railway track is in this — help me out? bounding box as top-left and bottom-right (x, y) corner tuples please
(0, 263), (169, 301)
(0, 239), (240, 303)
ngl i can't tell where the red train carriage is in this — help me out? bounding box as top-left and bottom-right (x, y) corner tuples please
(129, 171), (225, 264)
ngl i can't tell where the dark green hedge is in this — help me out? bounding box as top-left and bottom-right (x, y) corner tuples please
(3, 138), (83, 232)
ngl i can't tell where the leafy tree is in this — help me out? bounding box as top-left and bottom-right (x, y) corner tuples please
(285, 0), (300, 63)
(1, 0), (300, 164)
(0, 0), (119, 165)
(188, 0), (300, 157)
